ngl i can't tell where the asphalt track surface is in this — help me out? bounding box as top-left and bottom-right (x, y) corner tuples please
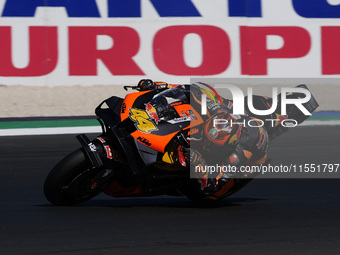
(1, 126), (340, 255)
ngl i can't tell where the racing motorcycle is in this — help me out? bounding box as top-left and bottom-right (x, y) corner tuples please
(43, 82), (319, 206)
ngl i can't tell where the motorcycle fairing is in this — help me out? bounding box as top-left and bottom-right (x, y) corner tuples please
(93, 92), (176, 174)
(120, 89), (191, 153)
(95, 95), (124, 129)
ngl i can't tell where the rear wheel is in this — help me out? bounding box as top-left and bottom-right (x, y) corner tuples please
(44, 149), (104, 206)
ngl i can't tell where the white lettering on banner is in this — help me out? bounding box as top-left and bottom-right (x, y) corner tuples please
(0, 0), (339, 86)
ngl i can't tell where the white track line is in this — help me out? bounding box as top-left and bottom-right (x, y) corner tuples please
(0, 126), (102, 136)
(300, 120), (340, 126)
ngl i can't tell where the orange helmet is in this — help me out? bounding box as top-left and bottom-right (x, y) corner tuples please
(204, 111), (243, 147)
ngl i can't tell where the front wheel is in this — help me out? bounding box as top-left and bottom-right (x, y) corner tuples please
(44, 149), (104, 206)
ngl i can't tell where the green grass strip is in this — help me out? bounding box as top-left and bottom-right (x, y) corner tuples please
(0, 119), (99, 129)
(308, 116), (340, 121)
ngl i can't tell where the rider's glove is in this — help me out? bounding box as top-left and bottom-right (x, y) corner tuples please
(181, 147), (203, 165)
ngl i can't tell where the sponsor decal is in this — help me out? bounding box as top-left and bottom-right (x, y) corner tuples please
(180, 110), (197, 120)
(145, 103), (160, 124)
(88, 142), (97, 152)
(104, 145), (113, 159)
(121, 103), (126, 114)
(168, 117), (191, 124)
(137, 136), (152, 146)
(1, 1), (340, 85)
(91, 182), (98, 190)
(227, 101), (233, 110)
(97, 137), (106, 143)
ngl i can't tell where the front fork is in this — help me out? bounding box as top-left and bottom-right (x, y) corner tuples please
(76, 134), (123, 191)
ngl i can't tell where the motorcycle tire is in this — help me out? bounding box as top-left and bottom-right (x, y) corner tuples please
(44, 149), (103, 206)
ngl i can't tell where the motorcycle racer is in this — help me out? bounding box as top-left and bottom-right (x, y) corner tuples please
(44, 78), (318, 206)
(136, 79), (269, 201)
(188, 111), (269, 200)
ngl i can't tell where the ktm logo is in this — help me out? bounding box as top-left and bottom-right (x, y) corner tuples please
(137, 136), (152, 146)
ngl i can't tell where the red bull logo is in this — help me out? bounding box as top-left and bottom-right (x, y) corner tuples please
(145, 103), (160, 124)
